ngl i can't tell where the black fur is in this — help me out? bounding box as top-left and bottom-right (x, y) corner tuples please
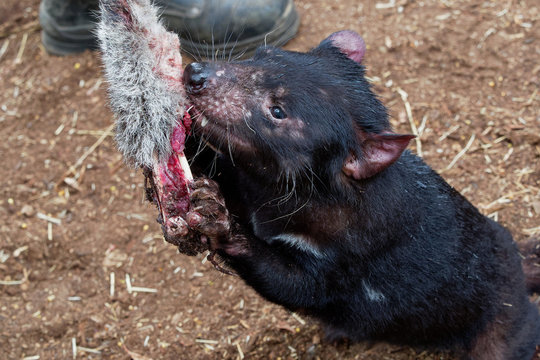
(184, 32), (540, 359)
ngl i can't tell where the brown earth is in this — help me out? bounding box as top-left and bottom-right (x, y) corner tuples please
(1, 0), (539, 359)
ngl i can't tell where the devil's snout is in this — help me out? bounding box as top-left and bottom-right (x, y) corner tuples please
(184, 63), (212, 94)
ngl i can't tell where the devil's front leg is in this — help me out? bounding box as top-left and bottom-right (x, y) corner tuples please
(186, 178), (327, 311)
(186, 178), (232, 250)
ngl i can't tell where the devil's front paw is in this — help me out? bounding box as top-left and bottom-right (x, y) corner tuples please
(186, 178), (249, 256)
(186, 178), (231, 243)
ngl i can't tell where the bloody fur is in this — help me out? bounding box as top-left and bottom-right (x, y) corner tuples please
(98, 0), (206, 255)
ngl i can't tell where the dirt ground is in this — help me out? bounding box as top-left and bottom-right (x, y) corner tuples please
(1, 0), (539, 359)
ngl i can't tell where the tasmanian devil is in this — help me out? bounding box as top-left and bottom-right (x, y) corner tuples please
(178, 31), (540, 359)
(96, 4), (540, 356)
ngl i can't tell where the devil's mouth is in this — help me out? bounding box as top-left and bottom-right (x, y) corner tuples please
(187, 105), (253, 153)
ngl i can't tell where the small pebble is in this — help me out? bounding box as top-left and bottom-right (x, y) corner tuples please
(21, 204), (35, 217)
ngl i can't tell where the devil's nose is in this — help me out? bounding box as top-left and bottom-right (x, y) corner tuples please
(184, 63), (210, 94)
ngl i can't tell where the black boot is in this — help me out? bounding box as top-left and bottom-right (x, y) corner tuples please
(156, 0), (299, 59)
(39, 0), (99, 55)
(39, 0), (299, 57)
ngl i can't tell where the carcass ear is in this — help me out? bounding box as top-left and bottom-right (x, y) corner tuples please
(317, 30), (366, 64)
(343, 133), (415, 180)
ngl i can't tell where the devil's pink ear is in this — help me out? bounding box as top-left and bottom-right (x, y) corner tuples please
(343, 133), (415, 180)
(325, 30), (366, 64)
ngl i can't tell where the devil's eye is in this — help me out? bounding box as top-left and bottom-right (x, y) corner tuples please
(270, 106), (287, 119)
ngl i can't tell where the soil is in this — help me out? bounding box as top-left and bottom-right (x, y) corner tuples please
(1, 0), (539, 359)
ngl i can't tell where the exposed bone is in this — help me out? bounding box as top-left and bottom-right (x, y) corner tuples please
(179, 154), (193, 181)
